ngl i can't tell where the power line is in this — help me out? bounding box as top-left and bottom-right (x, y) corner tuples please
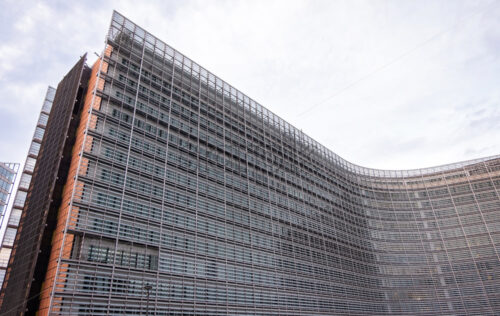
(0, 285), (51, 316)
(296, 1), (495, 118)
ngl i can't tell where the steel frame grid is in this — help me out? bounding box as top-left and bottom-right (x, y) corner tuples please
(1, 10), (499, 316)
(50, 12), (497, 315)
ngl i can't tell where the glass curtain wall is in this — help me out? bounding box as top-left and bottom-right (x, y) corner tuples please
(34, 11), (500, 316)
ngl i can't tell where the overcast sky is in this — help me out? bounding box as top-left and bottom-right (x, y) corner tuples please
(0, 0), (499, 171)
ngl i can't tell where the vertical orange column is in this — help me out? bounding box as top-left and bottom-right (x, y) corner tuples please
(37, 45), (112, 316)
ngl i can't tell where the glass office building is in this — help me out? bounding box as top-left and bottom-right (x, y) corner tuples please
(0, 87), (55, 286)
(0, 162), (18, 286)
(1, 11), (499, 315)
(0, 163), (18, 226)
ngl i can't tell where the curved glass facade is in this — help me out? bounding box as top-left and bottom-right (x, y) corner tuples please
(1, 11), (499, 316)
(358, 161), (500, 314)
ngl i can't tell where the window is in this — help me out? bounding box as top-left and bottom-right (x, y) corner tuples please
(33, 127), (45, 141)
(28, 142), (41, 156)
(37, 113), (49, 126)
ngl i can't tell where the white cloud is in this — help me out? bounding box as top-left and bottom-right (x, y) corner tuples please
(0, 0), (499, 170)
